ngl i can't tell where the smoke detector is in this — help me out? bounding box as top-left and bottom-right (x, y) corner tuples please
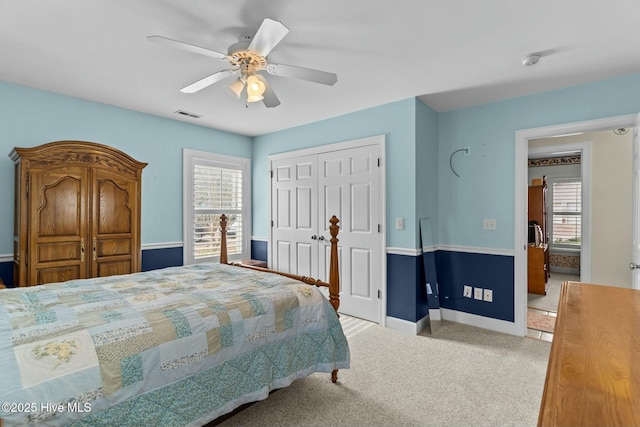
(521, 53), (541, 67)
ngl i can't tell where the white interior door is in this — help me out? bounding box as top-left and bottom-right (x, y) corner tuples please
(632, 112), (640, 289)
(270, 138), (384, 323)
(318, 145), (381, 322)
(271, 155), (318, 278)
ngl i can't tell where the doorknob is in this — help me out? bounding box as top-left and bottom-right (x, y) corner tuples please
(630, 263), (640, 270)
(318, 235), (325, 241)
(311, 235), (318, 240)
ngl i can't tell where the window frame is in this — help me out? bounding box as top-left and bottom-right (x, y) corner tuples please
(183, 148), (251, 264)
(550, 177), (582, 250)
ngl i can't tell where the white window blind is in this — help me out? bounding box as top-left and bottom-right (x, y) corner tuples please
(184, 149), (250, 264)
(552, 180), (581, 246)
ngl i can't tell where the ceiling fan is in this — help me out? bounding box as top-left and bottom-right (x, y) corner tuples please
(148, 18), (338, 108)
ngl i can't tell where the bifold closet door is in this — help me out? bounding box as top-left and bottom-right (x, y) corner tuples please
(318, 145), (381, 322)
(271, 154), (319, 278)
(270, 142), (382, 323)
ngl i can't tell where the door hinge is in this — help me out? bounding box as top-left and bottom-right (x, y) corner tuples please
(377, 289), (382, 299)
(270, 170), (273, 178)
(378, 224), (381, 233)
(377, 158), (380, 167)
(271, 220), (274, 227)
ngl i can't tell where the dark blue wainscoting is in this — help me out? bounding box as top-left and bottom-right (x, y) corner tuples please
(386, 253), (425, 323)
(436, 250), (514, 322)
(251, 240), (268, 263)
(0, 261), (14, 287)
(141, 246), (183, 272)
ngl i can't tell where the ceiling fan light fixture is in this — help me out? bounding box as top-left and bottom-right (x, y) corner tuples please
(245, 74), (266, 103)
(246, 75), (266, 98)
(227, 77), (245, 98)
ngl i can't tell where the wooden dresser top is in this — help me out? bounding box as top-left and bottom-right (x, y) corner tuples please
(538, 281), (640, 426)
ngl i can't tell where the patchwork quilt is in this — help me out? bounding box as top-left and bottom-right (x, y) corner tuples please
(0, 263), (350, 426)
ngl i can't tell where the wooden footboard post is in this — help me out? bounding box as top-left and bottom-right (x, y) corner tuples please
(220, 214), (228, 264)
(328, 215), (340, 384)
(328, 216), (340, 312)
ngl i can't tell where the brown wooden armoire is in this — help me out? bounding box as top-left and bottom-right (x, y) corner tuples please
(10, 141), (147, 287)
(527, 176), (550, 294)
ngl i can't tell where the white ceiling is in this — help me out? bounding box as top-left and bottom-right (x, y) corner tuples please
(1, 0), (639, 137)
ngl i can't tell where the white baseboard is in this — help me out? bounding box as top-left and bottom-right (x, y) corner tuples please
(440, 308), (521, 336)
(385, 313), (434, 335)
(0, 254), (12, 263)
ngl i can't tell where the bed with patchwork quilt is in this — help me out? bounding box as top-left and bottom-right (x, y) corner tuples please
(0, 218), (349, 426)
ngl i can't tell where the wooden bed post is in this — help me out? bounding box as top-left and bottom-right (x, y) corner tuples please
(328, 215), (340, 312)
(220, 214), (228, 264)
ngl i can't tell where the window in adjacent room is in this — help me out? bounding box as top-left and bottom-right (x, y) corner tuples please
(183, 149), (250, 264)
(551, 179), (581, 248)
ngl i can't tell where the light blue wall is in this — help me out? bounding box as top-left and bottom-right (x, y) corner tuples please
(0, 81), (252, 254)
(252, 98), (418, 249)
(415, 98), (439, 248)
(437, 72), (640, 250)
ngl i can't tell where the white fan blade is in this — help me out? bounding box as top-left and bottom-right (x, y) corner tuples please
(266, 63), (337, 86)
(180, 69), (238, 93)
(247, 18), (289, 57)
(256, 74), (280, 108)
(147, 35), (227, 60)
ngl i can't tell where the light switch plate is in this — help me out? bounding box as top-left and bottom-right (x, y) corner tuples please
(474, 287), (483, 300)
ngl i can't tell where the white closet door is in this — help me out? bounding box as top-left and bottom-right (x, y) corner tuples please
(271, 155), (318, 278)
(318, 144), (381, 322)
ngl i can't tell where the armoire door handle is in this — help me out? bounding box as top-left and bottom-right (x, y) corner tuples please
(80, 238), (85, 262)
(93, 237), (97, 261)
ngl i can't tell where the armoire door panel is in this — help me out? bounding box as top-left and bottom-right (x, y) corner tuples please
(97, 260), (133, 277)
(97, 238), (132, 257)
(92, 167), (141, 277)
(37, 242), (81, 263)
(37, 265), (82, 285)
(96, 179), (132, 234)
(35, 172), (87, 238)
(29, 167), (90, 284)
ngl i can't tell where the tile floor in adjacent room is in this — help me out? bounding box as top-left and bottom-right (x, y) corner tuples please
(526, 307), (556, 342)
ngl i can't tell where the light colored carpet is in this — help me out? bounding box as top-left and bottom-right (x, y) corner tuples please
(527, 272), (579, 313)
(218, 317), (551, 427)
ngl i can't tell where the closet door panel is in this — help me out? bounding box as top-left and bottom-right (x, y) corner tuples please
(271, 155), (318, 277)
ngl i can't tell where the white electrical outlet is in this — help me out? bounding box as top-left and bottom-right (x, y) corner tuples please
(395, 217), (404, 230)
(463, 285), (472, 298)
(474, 287), (483, 300)
(426, 282), (433, 295)
(483, 218), (496, 230)
(483, 289), (493, 302)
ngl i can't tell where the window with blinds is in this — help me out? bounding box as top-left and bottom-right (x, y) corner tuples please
(183, 149), (250, 264)
(552, 180), (581, 246)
